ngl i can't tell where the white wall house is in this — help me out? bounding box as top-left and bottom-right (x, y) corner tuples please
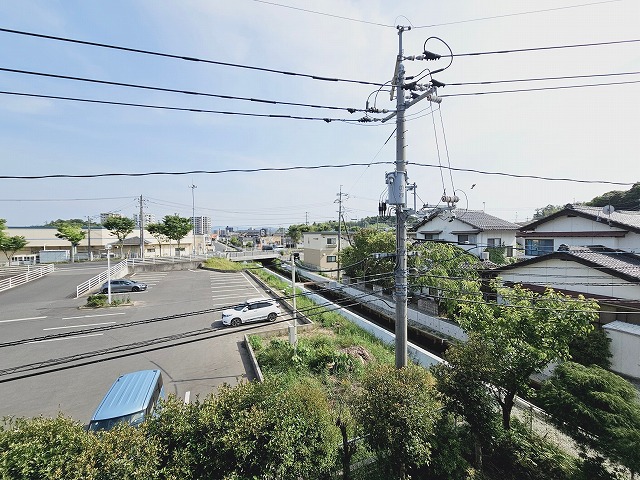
(302, 231), (346, 278)
(518, 204), (640, 256)
(413, 210), (520, 259)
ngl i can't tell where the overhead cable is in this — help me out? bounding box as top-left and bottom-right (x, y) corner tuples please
(441, 79), (640, 97)
(449, 70), (640, 86)
(0, 67), (370, 113)
(0, 27), (385, 87)
(447, 38), (640, 57)
(0, 90), (366, 123)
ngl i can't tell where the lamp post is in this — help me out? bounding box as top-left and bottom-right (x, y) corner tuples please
(106, 244), (112, 304)
(190, 184), (197, 256)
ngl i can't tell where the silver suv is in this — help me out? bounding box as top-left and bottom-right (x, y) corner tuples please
(221, 298), (280, 327)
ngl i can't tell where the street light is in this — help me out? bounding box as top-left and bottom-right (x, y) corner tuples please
(106, 244), (112, 305)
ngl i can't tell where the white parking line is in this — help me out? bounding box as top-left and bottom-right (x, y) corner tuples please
(0, 316), (47, 324)
(211, 293), (246, 300)
(28, 333), (104, 344)
(43, 321), (116, 331)
(184, 391), (191, 404)
(61, 312), (126, 320)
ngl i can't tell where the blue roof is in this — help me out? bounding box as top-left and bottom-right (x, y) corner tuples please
(91, 370), (160, 420)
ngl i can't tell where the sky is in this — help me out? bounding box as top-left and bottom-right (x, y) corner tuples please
(0, 0), (638, 229)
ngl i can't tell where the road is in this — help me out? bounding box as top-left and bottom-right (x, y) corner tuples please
(0, 265), (283, 424)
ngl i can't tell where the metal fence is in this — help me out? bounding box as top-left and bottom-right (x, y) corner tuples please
(0, 264), (55, 293)
(75, 259), (129, 298)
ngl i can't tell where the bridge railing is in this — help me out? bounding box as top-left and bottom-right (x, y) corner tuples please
(0, 264), (55, 293)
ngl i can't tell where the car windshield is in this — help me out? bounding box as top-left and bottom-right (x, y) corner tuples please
(88, 410), (145, 431)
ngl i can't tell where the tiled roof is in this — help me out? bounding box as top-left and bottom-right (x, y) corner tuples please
(563, 246), (640, 281)
(451, 210), (521, 231)
(569, 205), (640, 229)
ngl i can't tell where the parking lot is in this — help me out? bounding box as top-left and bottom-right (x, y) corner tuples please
(0, 267), (285, 424)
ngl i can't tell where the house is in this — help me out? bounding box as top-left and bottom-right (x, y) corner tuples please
(491, 245), (640, 378)
(412, 209), (520, 260)
(302, 231), (346, 278)
(518, 204), (640, 256)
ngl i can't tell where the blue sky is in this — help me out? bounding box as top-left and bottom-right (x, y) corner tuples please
(0, 0), (638, 228)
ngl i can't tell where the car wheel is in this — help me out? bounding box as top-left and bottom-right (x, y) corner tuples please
(102, 288), (109, 294)
(231, 318), (242, 327)
(267, 312), (277, 322)
(132, 286), (140, 292)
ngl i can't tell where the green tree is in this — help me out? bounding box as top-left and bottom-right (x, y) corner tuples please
(102, 216), (136, 258)
(339, 228), (395, 288)
(287, 223), (310, 245)
(148, 378), (338, 479)
(353, 364), (442, 479)
(45, 218), (86, 228)
(456, 283), (599, 430)
(160, 215), (192, 255)
(0, 218), (28, 264)
(146, 222), (168, 257)
(55, 223), (86, 263)
(433, 334), (499, 470)
(568, 326), (612, 368)
(587, 182), (640, 211)
(532, 204), (563, 219)
(411, 241), (481, 317)
(539, 362), (640, 477)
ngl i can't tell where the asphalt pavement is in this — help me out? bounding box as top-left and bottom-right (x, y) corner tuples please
(0, 265), (280, 424)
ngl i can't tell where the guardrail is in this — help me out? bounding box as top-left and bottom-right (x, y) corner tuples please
(75, 259), (129, 298)
(0, 264), (55, 293)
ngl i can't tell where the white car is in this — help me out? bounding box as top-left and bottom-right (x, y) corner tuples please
(221, 298), (280, 327)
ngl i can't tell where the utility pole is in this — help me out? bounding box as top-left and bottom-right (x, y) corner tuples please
(381, 26), (442, 368)
(335, 185), (348, 282)
(139, 195), (145, 259)
(190, 184), (197, 255)
(87, 216), (92, 261)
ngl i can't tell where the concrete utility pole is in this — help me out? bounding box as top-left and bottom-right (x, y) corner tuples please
(381, 26), (442, 368)
(335, 185), (348, 282)
(190, 184), (197, 255)
(87, 216), (92, 261)
(139, 195), (145, 259)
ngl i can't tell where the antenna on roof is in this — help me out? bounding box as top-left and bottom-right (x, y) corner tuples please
(603, 205), (615, 226)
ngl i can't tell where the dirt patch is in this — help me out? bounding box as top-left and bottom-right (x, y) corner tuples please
(339, 345), (374, 365)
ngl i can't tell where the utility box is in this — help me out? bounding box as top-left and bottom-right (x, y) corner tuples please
(603, 321), (640, 379)
(39, 250), (70, 263)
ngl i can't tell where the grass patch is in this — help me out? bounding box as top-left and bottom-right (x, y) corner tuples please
(85, 293), (131, 308)
(203, 257), (259, 271)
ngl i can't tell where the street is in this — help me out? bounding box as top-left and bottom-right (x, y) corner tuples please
(0, 266), (282, 425)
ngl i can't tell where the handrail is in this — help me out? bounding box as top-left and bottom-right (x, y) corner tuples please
(0, 264), (55, 293)
(75, 259), (128, 298)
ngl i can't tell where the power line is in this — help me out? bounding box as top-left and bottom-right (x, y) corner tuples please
(0, 27), (385, 87)
(413, 0), (625, 28)
(447, 38), (640, 57)
(0, 67), (370, 114)
(448, 70), (640, 86)
(250, 0), (395, 28)
(410, 162), (634, 186)
(441, 79), (640, 97)
(0, 90), (367, 123)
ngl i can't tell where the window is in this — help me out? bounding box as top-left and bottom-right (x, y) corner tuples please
(326, 237), (337, 246)
(457, 234), (477, 245)
(487, 238), (501, 248)
(525, 239), (554, 256)
(326, 255), (337, 263)
(421, 233), (438, 240)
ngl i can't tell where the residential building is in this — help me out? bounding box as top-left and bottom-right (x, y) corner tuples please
(132, 213), (156, 228)
(412, 209), (520, 259)
(518, 204), (640, 256)
(302, 231), (346, 278)
(190, 216), (212, 235)
(100, 212), (121, 224)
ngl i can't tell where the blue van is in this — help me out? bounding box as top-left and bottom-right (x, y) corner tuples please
(88, 369), (165, 431)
